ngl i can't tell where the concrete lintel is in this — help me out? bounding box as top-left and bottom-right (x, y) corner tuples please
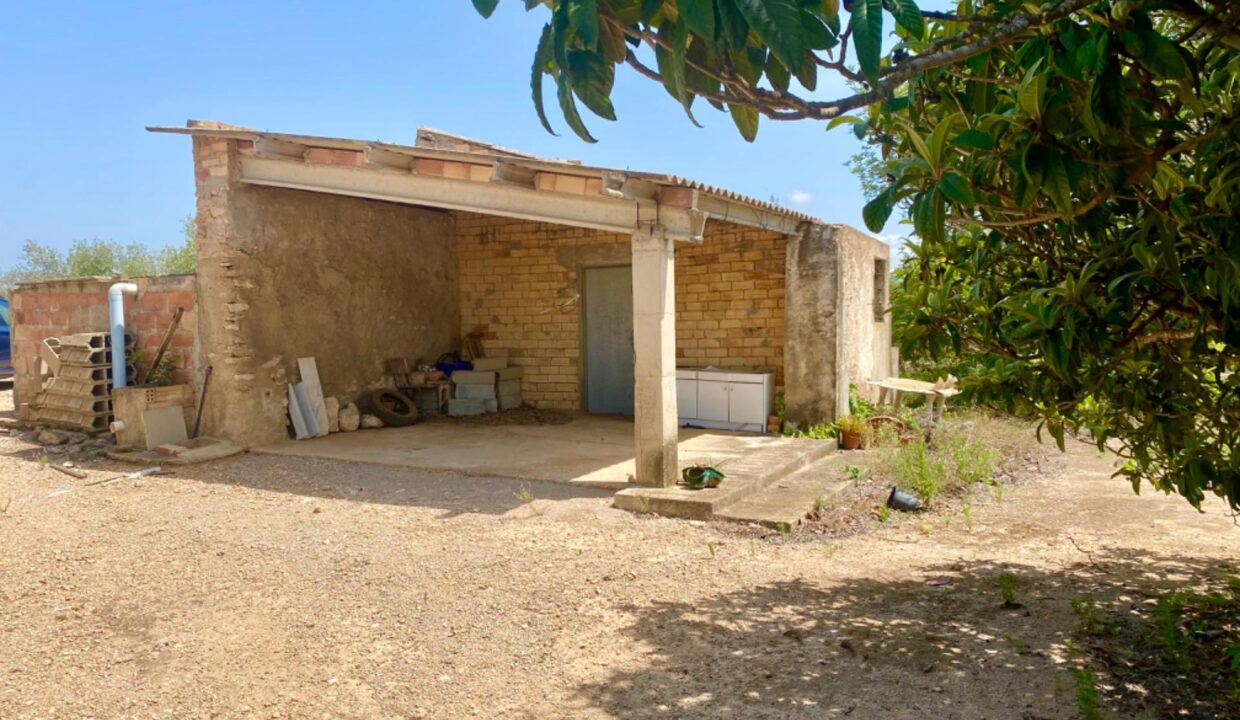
(698, 195), (805, 235)
(630, 230), (679, 488)
(239, 155), (706, 242)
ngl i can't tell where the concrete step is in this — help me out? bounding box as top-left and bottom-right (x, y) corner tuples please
(713, 453), (854, 529)
(613, 438), (838, 520)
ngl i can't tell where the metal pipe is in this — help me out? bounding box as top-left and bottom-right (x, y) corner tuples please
(108, 282), (138, 388)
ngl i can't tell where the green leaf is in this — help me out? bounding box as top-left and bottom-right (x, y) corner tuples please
(598, 19), (628, 63)
(850, 0), (884, 81)
(566, 0), (599, 49)
(939, 172), (974, 205)
(679, 0), (716, 40)
(1018, 58), (1046, 121)
(471, 0), (501, 18)
(654, 20), (701, 126)
(733, 0), (807, 72)
(952, 129), (993, 150)
(716, 0), (749, 49)
(566, 50), (617, 120)
(556, 72), (597, 142)
(1043, 152), (1073, 214)
(530, 23), (559, 136)
(863, 189), (894, 232)
(766, 54), (791, 92)
(886, 0), (924, 39)
(1091, 56), (1130, 132)
(641, 0), (664, 23)
(729, 103), (759, 142)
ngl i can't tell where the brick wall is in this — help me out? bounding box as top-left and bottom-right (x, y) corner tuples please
(9, 275), (197, 415)
(455, 213), (786, 411)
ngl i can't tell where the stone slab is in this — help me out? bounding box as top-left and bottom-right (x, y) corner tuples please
(451, 370), (496, 385)
(497, 378), (521, 397)
(714, 455), (853, 528)
(484, 398), (498, 413)
(448, 398), (486, 416)
(456, 384), (497, 400)
(470, 357), (508, 371)
(498, 394), (522, 411)
(613, 438), (838, 520)
(496, 367), (524, 381)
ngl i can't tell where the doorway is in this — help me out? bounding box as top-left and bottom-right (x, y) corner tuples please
(582, 265), (634, 415)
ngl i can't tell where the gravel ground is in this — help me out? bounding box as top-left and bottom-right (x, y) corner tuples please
(1, 386), (1237, 719)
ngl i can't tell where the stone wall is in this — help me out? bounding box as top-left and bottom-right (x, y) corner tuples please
(455, 214), (786, 410)
(833, 225), (894, 407)
(8, 274), (197, 417)
(783, 224), (893, 428)
(192, 135), (459, 446)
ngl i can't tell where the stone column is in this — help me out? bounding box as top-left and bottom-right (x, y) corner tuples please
(631, 227), (678, 487)
(784, 223), (841, 429)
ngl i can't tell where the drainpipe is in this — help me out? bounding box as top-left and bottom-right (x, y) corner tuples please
(108, 282), (138, 388)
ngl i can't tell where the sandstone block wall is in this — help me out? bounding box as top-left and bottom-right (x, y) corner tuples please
(192, 136), (459, 446)
(455, 214), (787, 411)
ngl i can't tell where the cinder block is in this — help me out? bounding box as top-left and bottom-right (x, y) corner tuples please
(484, 399), (498, 413)
(448, 398), (486, 416)
(451, 370), (496, 385)
(499, 394), (522, 411)
(456, 383), (497, 400)
(470, 357), (508, 371)
(497, 378), (521, 396)
(496, 366), (524, 381)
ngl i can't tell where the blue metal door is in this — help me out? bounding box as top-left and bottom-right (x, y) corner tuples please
(583, 266), (634, 415)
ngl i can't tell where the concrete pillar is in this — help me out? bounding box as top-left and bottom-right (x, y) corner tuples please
(631, 228), (678, 487)
(784, 224), (840, 429)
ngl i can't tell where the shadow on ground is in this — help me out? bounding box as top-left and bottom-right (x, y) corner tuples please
(161, 452), (615, 517)
(579, 549), (1238, 720)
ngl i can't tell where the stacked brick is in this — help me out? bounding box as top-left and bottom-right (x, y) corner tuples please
(8, 275), (197, 418)
(32, 332), (135, 431)
(455, 214), (786, 411)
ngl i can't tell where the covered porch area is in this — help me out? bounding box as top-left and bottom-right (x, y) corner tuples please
(154, 121), (826, 491)
(253, 414), (837, 520)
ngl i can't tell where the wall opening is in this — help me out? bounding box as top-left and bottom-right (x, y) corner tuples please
(873, 258), (888, 322)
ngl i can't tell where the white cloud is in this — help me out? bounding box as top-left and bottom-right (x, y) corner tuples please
(788, 189), (814, 206)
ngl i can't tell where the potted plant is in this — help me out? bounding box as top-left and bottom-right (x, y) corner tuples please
(836, 415), (868, 450)
(682, 461), (727, 489)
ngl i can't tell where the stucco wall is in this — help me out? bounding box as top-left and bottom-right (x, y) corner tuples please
(784, 224), (893, 427)
(832, 225), (894, 408)
(455, 214), (786, 410)
(8, 275), (197, 418)
(193, 136), (458, 445)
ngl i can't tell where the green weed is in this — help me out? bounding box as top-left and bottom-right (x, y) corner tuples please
(892, 440), (945, 504)
(706, 542), (717, 558)
(961, 503), (974, 531)
(514, 485), (535, 503)
(999, 572), (1018, 606)
(1072, 668), (1101, 720)
(877, 505), (890, 525)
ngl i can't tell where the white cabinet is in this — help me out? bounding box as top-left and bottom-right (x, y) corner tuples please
(676, 368), (774, 433)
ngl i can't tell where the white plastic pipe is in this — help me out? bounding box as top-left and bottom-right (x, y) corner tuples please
(108, 282), (138, 388)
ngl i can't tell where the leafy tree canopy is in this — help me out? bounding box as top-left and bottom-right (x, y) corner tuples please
(0, 217), (198, 295)
(477, 0), (1240, 510)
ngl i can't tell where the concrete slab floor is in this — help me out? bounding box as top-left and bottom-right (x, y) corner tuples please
(252, 414), (803, 490)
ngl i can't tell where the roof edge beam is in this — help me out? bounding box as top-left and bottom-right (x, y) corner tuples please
(698, 195), (805, 235)
(237, 156), (705, 242)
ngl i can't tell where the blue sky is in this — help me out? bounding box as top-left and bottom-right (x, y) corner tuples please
(0, 1), (919, 266)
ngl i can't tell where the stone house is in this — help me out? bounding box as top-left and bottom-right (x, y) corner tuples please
(138, 120), (892, 487)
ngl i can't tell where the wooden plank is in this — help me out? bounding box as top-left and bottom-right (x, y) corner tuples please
(297, 357), (330, 438)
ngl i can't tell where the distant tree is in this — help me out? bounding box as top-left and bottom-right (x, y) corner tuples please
(0, 216), (198, 295)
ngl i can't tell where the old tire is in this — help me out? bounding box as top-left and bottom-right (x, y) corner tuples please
(361, 389), (418, 427)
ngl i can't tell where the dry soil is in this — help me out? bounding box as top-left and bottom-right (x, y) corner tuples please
(1, 386), (1236, 719)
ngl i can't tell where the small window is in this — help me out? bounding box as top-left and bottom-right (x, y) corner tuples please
(873, 259), (888, 322)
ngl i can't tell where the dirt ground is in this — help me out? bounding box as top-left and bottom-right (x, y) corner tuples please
(1, 385), (1237, 719)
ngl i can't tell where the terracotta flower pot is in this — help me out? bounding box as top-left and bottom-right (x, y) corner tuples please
(840, 429), (864, 450)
